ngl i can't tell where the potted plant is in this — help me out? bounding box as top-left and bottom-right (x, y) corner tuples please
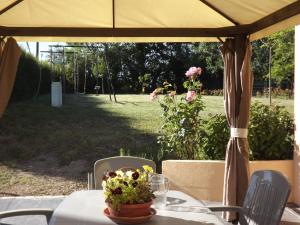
(102, 165), (155, 217)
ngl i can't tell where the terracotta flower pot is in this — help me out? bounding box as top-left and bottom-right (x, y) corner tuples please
(108, 201), (152, 217)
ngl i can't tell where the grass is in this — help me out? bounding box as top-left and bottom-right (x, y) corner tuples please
(0, 94), (294, 196)
(0, 94), (162, 166)
(0, 94), (294, 165)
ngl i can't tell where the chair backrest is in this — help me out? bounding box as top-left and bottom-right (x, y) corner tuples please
(241, 170), (291, 225)
(94, 156), (156, 189)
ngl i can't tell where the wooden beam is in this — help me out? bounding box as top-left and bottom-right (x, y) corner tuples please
(217, 37), (224, 43)
(0, 1), (298, 38)
(0, 26), (250, 38)
(112, 0), (115, 29)
(199, 0), (239, 25)
(250, 0), (300, 34)
(0, 0), (23, 15)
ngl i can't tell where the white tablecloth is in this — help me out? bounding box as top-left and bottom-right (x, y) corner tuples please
(49, 190), (228, 225)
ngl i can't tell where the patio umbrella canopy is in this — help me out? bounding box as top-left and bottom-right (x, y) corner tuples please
(0, 0), (299, 42)
(0, 0), (299, 222)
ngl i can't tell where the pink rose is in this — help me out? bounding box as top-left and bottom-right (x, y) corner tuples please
(185, 67), (202, 78)
(186, 90), (196, 102)
(149, 91), (157, 101)
(168, 91), (176, 97)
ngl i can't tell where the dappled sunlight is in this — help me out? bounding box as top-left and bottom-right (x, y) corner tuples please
(0, 94), (295, 196)
(0, 94), (160, 196)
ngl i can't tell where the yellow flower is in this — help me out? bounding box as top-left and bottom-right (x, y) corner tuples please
(102, 180), (107, 188)
(116, 170), (124, 176)
(143, 165), (154, 174)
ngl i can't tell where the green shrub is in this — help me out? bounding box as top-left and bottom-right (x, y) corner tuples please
(11, 51), (63, 102)
(263, 88), (293, 99)
(248, 102), (294, 160)
(200, 114), (229, 160)
(199, 102), (294, 160)
(201, 89), (223, 96)
(158, 99), (294, 160)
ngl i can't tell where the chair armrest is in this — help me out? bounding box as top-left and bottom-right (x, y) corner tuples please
(208, 205), (243, 213)
(208, 206), (248, 225)
(0, 208), (53, 224)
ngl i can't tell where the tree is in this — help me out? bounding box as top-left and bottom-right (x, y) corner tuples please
(267, 28), (294, 88)
(193, 43), (223, 90)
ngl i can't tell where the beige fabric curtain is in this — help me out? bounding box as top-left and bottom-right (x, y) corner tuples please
(0, 37), (21, 118)
(221, 38), (253, 221)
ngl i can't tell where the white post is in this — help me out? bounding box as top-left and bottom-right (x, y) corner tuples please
(51, 81), (62, 107)
(294, 25), (300, 205)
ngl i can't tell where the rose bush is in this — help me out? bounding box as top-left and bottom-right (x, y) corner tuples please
(150, 66), (205, 160)
(151, 67), (294, 161)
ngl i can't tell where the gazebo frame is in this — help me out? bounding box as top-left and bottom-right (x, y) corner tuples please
(0, 0), (299, 211)
(0, 1), (300, 38)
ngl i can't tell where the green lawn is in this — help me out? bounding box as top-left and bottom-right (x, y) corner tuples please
(0, 94), (294, 196)
(0, 94), (294, 166)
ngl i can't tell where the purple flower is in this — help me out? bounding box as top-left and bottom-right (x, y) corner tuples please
(112, 187), (122, 195)
(108, 172), (117, 178)
(102, 175), (108, 181)
(132, 171), (140, 180)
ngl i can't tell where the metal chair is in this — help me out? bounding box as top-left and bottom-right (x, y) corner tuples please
(0, 208), (53, 224)
(209, 170), (291, 225)
(91, 156), (156, 189)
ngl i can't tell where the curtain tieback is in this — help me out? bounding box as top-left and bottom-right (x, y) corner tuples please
(230, 128), (248, 138)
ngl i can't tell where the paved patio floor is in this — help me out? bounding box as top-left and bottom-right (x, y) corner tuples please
(0, 197), (299, 225)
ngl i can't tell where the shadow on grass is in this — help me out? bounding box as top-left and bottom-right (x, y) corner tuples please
(0, 94), (160, 181)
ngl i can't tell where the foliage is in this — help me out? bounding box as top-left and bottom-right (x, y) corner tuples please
(200, 102), (294, 161)
(155, 67), (205, 160)
(156, 80), (294, 161)
(138, 73), (151, 93)
(62, 43), (223, 94)
(102, 166), (155, 210)
(200, 114), (229, 160)
(251, 39), (269, 83)
(247, 28), (294, 92)
(50, 30), (294, 95)
(267, 28), (294, 88)
(248, 102), (294, 160)
(11, 51), (61, 102)
(257, 87), (294, 99)
(193, 43), (223, 90)
(201, 89), (223, 96)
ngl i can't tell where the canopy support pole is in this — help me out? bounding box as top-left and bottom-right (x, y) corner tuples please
(84, 51), (87, 94)
(223, 34), (250, 221)
(0, 0), (23, 16)
(62, 48), (66, 94)
(294, 25), (300, 206)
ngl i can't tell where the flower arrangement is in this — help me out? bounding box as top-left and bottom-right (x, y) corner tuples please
(150, 66), (205, 160)
(102, 165), (155, 212)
